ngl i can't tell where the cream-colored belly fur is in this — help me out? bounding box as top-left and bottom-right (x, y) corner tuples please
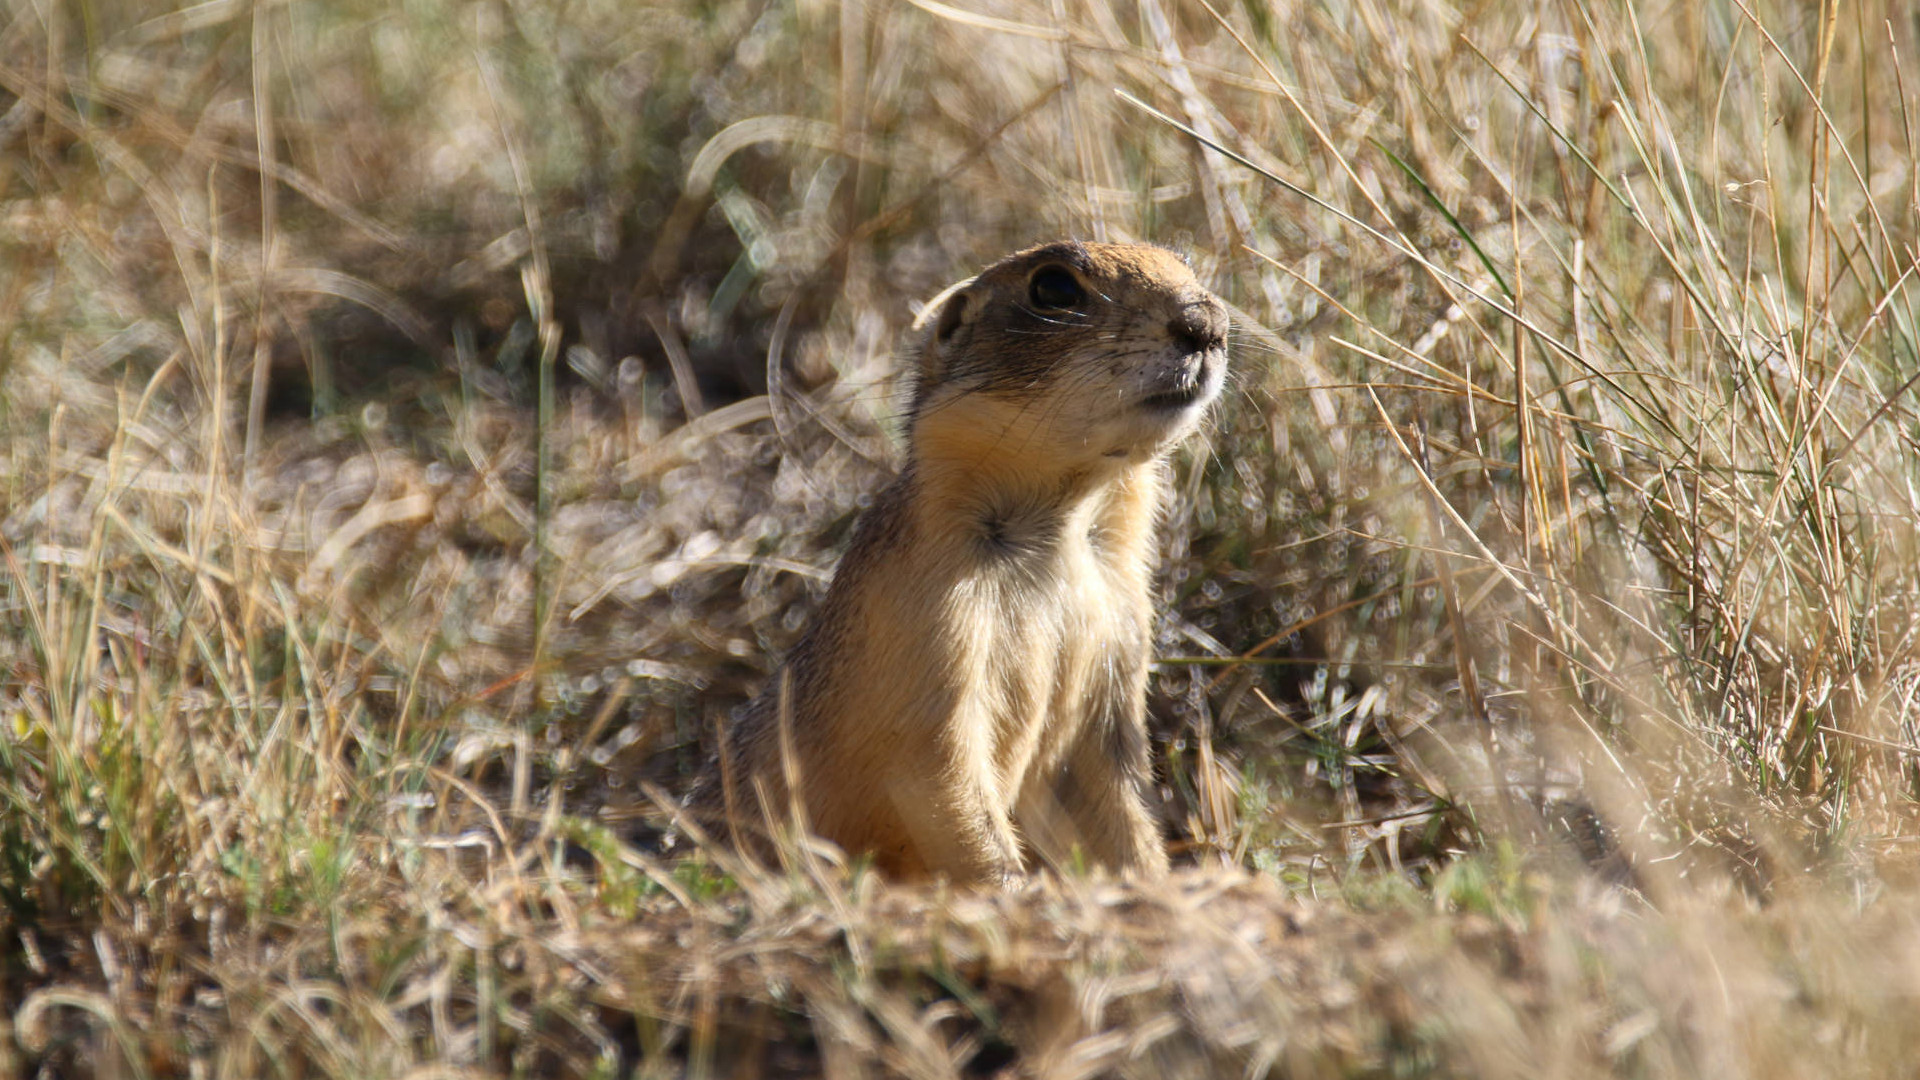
(781, 470), (1164, 883)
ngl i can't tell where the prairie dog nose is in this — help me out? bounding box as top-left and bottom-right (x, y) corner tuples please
(1168, 297), (1228, 352)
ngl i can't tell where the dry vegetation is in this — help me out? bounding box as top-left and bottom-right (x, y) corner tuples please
(3, 0), (1919, 1075)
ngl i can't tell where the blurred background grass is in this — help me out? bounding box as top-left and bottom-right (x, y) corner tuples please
(3, 0), (1920, 1075)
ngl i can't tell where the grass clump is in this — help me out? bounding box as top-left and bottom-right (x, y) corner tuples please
(2, 0), (1920, 1075)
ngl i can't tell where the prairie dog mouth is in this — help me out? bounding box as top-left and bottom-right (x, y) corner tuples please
(1137, 351), (1221, 412)
(1138, 384), (1207, 411)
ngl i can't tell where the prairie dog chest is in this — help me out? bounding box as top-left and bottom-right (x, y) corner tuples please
(950, 499), (1151, 772)
(966, 487), (1145, 636)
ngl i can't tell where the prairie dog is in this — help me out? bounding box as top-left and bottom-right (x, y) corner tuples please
(698, 241), (1228, 884)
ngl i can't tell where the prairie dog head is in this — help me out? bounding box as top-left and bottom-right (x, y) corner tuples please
(910, 241), (1229, 475)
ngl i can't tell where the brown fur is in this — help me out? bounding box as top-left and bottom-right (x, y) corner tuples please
(691, 241), (1229, 885)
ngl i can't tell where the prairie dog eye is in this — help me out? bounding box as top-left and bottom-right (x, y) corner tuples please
(1027, 266), (1086, 311)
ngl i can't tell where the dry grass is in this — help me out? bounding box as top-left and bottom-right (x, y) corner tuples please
(2, 0), (1919, 1075)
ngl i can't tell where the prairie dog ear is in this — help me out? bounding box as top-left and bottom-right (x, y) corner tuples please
(913, 277), (978, 337)
(911, 276), (979, 384)
(933, 290), (971, 343)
